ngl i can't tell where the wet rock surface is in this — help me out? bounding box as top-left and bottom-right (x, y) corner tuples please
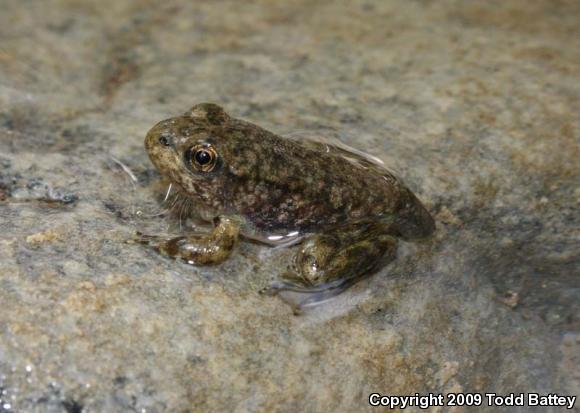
(0, 1), (578, 412)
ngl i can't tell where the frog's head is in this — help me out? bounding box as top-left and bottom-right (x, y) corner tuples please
(144, 103), (232, 210)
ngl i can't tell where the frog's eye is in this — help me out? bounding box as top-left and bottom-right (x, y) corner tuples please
(186, 144), (218, 172)
(195, 149), (212, 165)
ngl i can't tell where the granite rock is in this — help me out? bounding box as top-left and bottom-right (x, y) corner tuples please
(0, 0), (578, 412)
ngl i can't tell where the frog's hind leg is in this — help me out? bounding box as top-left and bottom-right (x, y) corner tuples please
(262, 220), (398, 308)
(134, 216), (240, 265)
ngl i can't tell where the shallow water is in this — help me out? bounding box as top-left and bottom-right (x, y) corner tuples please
(0, 1), (578, 412)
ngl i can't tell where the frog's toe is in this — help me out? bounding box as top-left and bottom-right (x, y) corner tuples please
(258, 286), (276, 296)
(260, 279), (351, 314)
(132, 232), (165, 248)
(259, 283), (305, 315)
(263, 274), (345, 294)
(259, 281), (290, 296)
(134, 232), (152, 244)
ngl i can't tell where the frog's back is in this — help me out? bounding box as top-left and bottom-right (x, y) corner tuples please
(219, 119), (435, 240)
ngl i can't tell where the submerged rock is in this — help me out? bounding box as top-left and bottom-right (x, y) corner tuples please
(0, 0), (578, 412)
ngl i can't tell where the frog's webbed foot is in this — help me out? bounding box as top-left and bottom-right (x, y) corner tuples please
(134, 216), (240, 265)
(263, 221), (398, 311)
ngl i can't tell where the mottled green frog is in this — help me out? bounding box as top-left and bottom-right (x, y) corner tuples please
(141, 103), (435, 309)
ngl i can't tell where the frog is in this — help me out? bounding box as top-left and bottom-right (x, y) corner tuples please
(139, 103), (435, 310)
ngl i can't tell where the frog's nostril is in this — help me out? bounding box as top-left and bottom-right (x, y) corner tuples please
(158, 134), (171, 147)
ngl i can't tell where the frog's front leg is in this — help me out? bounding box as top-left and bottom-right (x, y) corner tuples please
(137, 216), (240, 265)
(262, 220), (398, 299)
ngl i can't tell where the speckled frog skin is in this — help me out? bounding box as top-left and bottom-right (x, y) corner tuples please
(141, 103), (435, 309)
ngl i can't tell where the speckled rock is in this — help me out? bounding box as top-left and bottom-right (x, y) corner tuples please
(0, 0), (578, 412)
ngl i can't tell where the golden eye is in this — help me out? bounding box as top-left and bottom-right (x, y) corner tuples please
(188, 144), (218, 172)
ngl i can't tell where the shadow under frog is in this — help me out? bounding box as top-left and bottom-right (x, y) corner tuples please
(139, 103), (435, 312)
